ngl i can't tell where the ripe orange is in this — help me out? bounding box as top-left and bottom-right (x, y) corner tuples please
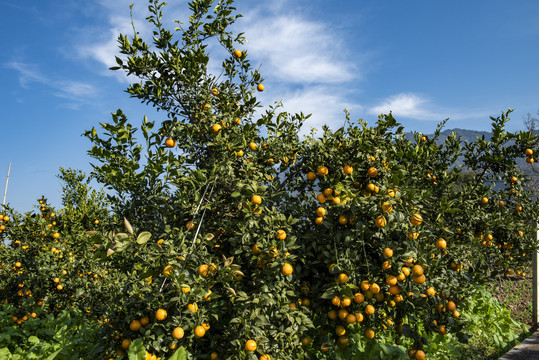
(481, 197), (488, 204)
(121, 339), (132, 350)
(172, 327), (184, 339)
(259, 354), (270, 360)
(408, 231), (419, 240)
(155, 308), (167, 321)
(140, 316), (149, 326)
(375, 216), (387, 228)
(56, 284), (63, 290)
(186, 221), (195, 230)
(343, 165), (353, 174)
(338, 216), (348, 225)
(188, 303), (199, 313)
(382, 202), (393, 213)
(414, 350), (426, 360)
(412, 265), (424, 276)
(257, 84), (264, 92)
(198, 264), (209, 277)
(435, 238), (447, 249)
(194, 325), (206, 338)
(165, 137), (176, 147)
(525, 148), (534, 156)
(336, 273), (349, 283)
(446, 301), (456, 312)
(526, 157), (535, 164)
(307, 171), (316, 181)
(370, 283), (380, 294)
(365, 305), (375, 315)
(364, 328), (375, 339)
(383, 248), (393, 258)
(211, 88), (219, 96)
(163, 265), (174, 277)
(335, 325), (346, 336)
(245, 340), (257, 351)
(281, 263), (293, 276)
(212, 123), (222, 133)
(367, 167), (378, 178)
(413, 274), (426, 284)
(317, 166), (328, 176)
(234, 49), (242, 58)
(410, 213), (423, 226)
(252, 195), (262, 205)
(130, 319), (142, 332)
(276, 230), (287, 240)
(386, 275), (397, 286)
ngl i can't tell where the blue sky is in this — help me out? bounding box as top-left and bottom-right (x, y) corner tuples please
(1, 0), (539, 212)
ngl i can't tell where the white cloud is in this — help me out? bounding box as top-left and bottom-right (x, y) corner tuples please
(5, 61), (96, 108)
(5, 61), (46, 87)
(242, 10), (357, 85)
(260, 86), (361, 135)
(368, 93), (440, 120)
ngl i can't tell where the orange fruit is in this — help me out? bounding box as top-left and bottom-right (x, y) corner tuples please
(367, 167), (378, 178)
(364, 328), (375, 339)
(481, 197), (488, 204)
(415, 350), (426, 360)
(316, 207), (326, 217)
(186, 221), (196, 230)
(234, 49), (242, 58)
(121, 339), (132, 350)
(413, 274), (426, 284)
(172, 327), (184, 339)
(375, 216), (387, 228)
(245, 340), (257, 351)
(526, 157), (535, 164)
(335, 325), (346, 336)
(198, 264), (209, 277)
(365, 305), (375, 315)
(435, 238), (447, 249)
(155, 308), (167, 321)
(252, 195), (262, 205)
(410, 213), (423, 226)
(411, 265), (424, 276)
(446, 301), (456, 312)
(317, 166), (328, 176)
(130, 319), (142, 332)
(140, 316), (149, 326)
(257, 84), (264, 92)
(331, 296), (341, 307)
(386, 275), (397, 286)
(276, 230), (287, 240)
(525, 148), (534, 156)
(307, 171), (316, 181)
(382, 202), (393, 213)
(383, 248), (393, 258)
(165, 137), (176, 147)
(338, 216), (348, 225)
(343, 165), (353, 174)
(281, 263), (293, 276)
(56, 284), (63, 290)
(188, 303), (198, 313)
(163, 265), (174, 277)
(194, 325), (206, 338)
(336, 273), (349, 283)
(212, 124), (222, 133)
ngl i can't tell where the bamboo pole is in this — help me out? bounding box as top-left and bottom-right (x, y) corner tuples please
(2, 162), (10, 206)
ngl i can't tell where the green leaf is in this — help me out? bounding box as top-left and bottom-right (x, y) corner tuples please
(45, 349), (62, 360)
(27, 336), (39, 344)
(136, 231), (152, 245)
(128, 338), (147, 360)
(168, 346), (187, 360)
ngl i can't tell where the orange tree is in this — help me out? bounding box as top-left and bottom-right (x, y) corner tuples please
(0, 169), (121, 330)
(5, 1), (530, 360)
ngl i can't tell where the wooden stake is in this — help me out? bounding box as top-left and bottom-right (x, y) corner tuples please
(2, 162), (10, 206)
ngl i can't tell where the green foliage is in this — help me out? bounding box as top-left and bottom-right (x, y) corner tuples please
(0, 0), (538, 359)
(0, 304), (102, 359)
